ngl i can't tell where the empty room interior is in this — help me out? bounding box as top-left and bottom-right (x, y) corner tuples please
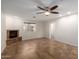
(1, 0), (78, 59)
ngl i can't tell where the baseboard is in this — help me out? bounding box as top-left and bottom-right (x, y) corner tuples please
(23, 37), (49, 41)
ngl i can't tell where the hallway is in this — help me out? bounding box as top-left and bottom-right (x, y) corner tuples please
(2, 38), (77, 59)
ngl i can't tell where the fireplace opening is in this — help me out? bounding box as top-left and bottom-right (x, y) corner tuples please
(7, 30), (19, 39)
(9, 31), (18, 38)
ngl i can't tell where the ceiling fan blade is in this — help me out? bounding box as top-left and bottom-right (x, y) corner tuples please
(50, 5), (58, 10)
(36, 12), (44, 14)
(51, 12), (59, 14)
(37, 6), (46, 11)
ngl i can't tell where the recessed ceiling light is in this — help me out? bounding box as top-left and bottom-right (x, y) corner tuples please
(67, 12), (71, 14)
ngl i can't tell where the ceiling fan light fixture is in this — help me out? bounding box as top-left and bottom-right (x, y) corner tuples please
(44, 12), (50, 15)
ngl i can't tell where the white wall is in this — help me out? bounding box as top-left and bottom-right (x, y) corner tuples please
(6, 15), (23, 36)
(1, 13), (6, 52)
(22, 22), (45, 40)
(6, 15), (45, 40)
(43, 22), (50, 38)
(48, 14), (78, 46)
(5, 14), (78, 46)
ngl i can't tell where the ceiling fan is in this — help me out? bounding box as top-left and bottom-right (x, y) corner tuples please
(37, 5), (59, 16)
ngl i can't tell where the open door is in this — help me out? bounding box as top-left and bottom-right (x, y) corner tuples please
(49, 23), (55, 39)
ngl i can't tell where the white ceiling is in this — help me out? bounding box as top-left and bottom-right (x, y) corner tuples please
(2, 0), (78, 21)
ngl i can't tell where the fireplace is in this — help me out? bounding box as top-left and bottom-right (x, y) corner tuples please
(7, 30), (19, 39)
(6, 30), (22, 45)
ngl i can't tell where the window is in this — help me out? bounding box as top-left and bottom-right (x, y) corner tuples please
(23, 22), (36, 32)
